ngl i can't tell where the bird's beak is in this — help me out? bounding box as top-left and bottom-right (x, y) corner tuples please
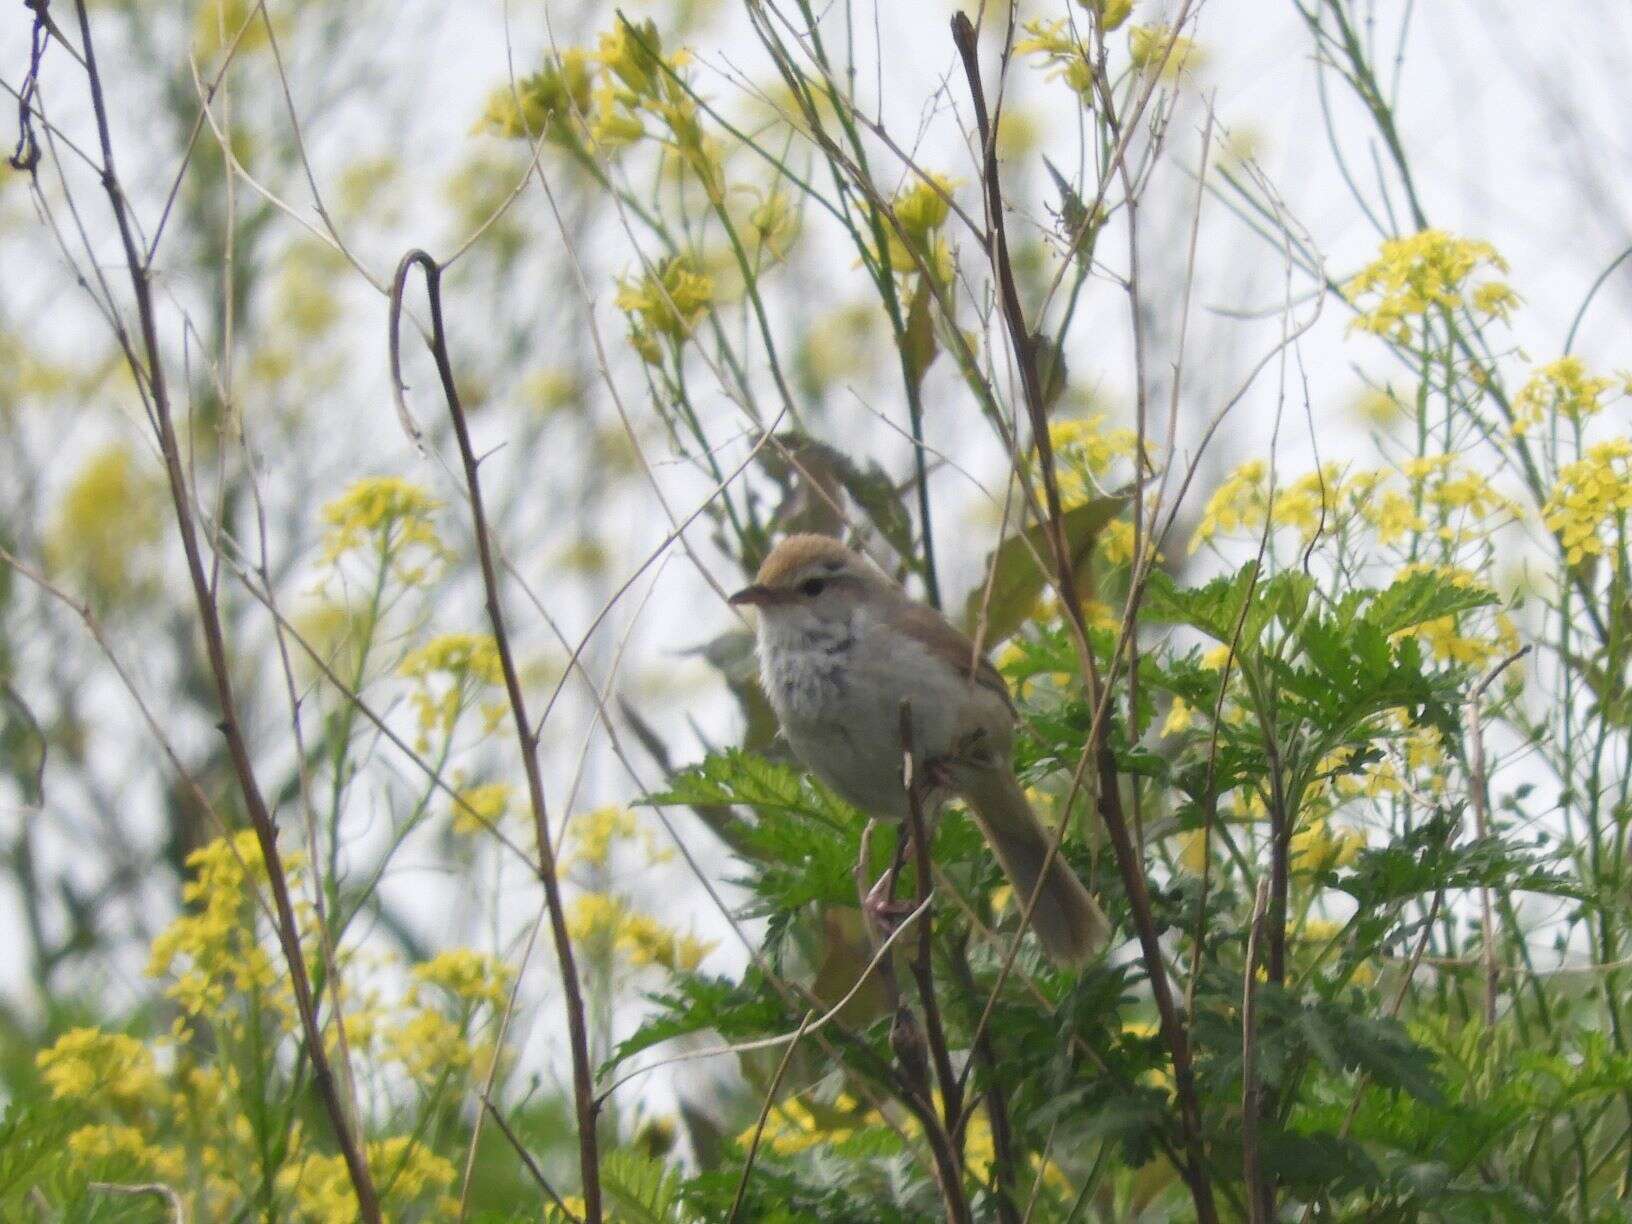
(728, 583), (778, 608)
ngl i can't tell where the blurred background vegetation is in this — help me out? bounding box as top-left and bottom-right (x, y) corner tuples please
(1, 0), (1631, 1219)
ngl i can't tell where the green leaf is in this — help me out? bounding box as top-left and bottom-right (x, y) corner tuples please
(1363, 569), (1498, 637)
(964, 496), (1128, 645)
(602, 1148), (688, 1224)
(756, 431), (915, 560)
(899, 276), (938, 391)
(1143, 563), (1259, 643)
(1030, 331), (1068, 409)
(1331, 811), (1579, 908)
(604, 972), (790, 1073)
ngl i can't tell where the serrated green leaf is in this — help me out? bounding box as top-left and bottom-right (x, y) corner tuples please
(1364, 570), (1498, 637)
(1143, 563), (1259, 643)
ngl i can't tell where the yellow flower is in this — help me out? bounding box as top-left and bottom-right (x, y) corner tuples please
(566, 805), (638, 869)
(450, 782), (513, 835)
(1471, 281), (1521, 321)
(65, 1124), (184, 1181)
(476, 51), (595, 140)
(596, 17), (683, 100)
(1511, 356), (1619, 437)
(746, 188), (800, 261)
(590, 84), (647, 148)
(1361, 488), (1425, 546)
(1099, 519), (1149, 566)
(193, 0), (272, 59)
(1081, 0), (1135, 31)
(386, 1008), (474, 1083)
(1353, 387), (1407, 427)
(1290, 818), (1364, 873)
(147, 830), (300, 1022)
(278, 1137), (454, 1223)
(1543, 439), (1632, 566)
(410, 949), (512, 1010)
(1016, 20), (1096, 99)
(568, 892), (714, 972)
(37, 1028), (157, 1105)
(1344, 229), (1511, 345)
(741, 1092), (888, 1156)
(894, 174), (957, 239)
(1200, 643), (1234, 670)
(1162, 697), (1194, 736)
(319, 476), (445, 581)
(399, 633), (506, 743)
(1269, 465), (1343, 540)
(44, 444), (164, 601)
(1190, 458), (1267, 551)
(1128, 24), (1205, 79)
(616, 255), (714, 344)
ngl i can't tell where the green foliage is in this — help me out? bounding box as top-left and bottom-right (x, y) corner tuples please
(965, 495), (1128, 645)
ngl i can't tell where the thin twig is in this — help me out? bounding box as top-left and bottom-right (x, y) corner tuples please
(69, 4), (380, 1215)
(1466, 645), (1531, 1026)
(1242, 878), (1272, 1224)
(482, 1097), (583, 1224)
(389, 248), (602, 1222)
(726, 1010), (815, 1224)
(900, 701), (964, 1136)
(949, 15), (1219, 1222)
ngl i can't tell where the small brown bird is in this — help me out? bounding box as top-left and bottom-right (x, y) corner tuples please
(730, 534), (1109, 966)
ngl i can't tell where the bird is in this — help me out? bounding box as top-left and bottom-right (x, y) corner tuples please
(729, 533), (1109, 967)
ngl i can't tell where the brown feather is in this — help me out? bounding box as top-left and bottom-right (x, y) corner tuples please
(886, 597), (1014, 714)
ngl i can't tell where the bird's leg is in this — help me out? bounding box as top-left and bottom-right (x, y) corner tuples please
(860, 821), (915, 935)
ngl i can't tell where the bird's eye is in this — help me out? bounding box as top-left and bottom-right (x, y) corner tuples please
(800, 577), (827, 598)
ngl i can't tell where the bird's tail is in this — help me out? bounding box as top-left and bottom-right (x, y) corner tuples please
(959, 768), (1109, 967)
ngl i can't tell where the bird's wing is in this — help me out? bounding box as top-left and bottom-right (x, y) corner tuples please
(890, 598), (1015, 715)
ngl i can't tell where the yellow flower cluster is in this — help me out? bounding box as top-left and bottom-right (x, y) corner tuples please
(616, 254), (715, 360)
(1099, 518), (1158, 567)
(37, 1028), (157, 1105)
(1189, 459), (1267, 551)
(408, 949), (513, 1011)
(319, 476), (445, 582)
(1290, 817), (1366, 873)
(277, 1136), (455, 1223)
(66, 1122), (185, 1181)
(1400, 454), (1523, 533)
(564, 804), (664, 871)
(1510, 356), (1620, 437)
(147, 830), (293, 1022)
(1052, 414), (1140, 480)
(1162, 697), (1195, 737)
(450, 780), (513, 835)
(1016, 20), (1097, 99)
(742, 1092), (883, 1156)
(1129, 24), (1205, 79)
(399, 632), (507, 745)
(44, 444), (164, 601)
(876, 173), (957, 282)
(1344, 229), (1514, 345)
(568, 891), (714, 972)
(36, 830), (513, 1218)
(1087, 0), (1136, 30)
(476, 50), (594, 140)
(1388, 564), (1512, 667)
(399, 633), (504, 686)
(1543, 439), (1632, 567)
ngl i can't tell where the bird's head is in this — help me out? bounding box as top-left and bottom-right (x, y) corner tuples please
(728, 534), (888, 630)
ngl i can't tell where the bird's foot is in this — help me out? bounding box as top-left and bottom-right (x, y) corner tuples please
(862, 871), (919, 932)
